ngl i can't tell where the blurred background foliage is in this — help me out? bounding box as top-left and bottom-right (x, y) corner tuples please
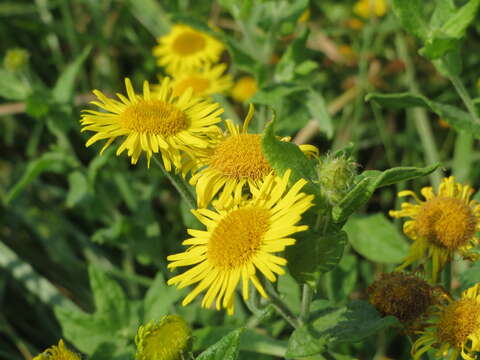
(1, 0), (480, 359)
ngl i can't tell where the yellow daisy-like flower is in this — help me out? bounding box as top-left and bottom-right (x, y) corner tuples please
(412, 283), (480, 360)
(135, 315), (192, 360)
(189, 105), (318, 207)
(354, 0), (387, 18)
(389, 177), (480, 283)
(33, 340), (80, 360)
(153, 24), (224, 74)
(230, 76), (257, 103)
(80, 77), (223, 169)
(167, 170), (314, 314)
(168, 63), (232, 98)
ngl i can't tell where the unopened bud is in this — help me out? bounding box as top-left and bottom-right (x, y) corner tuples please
(317, 154), (356, 205)
(3, 48), (29, 72)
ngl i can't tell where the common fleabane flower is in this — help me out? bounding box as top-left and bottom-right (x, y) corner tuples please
(33, 340), (80, 360)
(412, 284), (480, 360)
(153, 24), (224, 74)
(189, 105), (318, 207)
(167, 170), (314, 314)
(80, 77), (223, 170)
(389, 177), (480, 282)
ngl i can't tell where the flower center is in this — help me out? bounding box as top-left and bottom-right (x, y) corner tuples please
(208, 207), (270, 269)
(120, 100), (188, 136)
(210, 134), (272, 180)
(172, 31), (206, 55)
(173, 77), (211, 97)
(437, 299), (480, 347)
(415, 197), (477, 250)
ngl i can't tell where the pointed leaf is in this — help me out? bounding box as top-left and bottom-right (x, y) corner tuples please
(196, 328), (244, 360)
(391, 0), (429, 40)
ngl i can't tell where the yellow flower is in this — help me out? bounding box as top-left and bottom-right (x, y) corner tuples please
(189, 105), (318, 207)
(33, 340), (80, 360)
(3, 48), (29, 72)
(412, 284), (480, 360)
(390, 177), (480, 282)
(354, 0), (387, 18)
(153, 24), (224, 74)
(298, 8), (310, 23)
(230, 76), (257, 102)
(368, 272), (438, 332)
(167, 170), (314, 314)
(135, 315), (192, 360)
(80, 77), (223, 170)
(167, 63), (232, 98)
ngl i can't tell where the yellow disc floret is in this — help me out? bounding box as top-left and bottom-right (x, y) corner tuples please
(415, 197), (477, 250)
(210, 134), (272, 180)
(120, 100), (188, 136)
(208, 207), (270, 269)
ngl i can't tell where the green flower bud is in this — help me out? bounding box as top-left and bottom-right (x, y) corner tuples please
(3, 48), (29, 72)
(135, 315), (192, 360)
(317, 154), (357, 205)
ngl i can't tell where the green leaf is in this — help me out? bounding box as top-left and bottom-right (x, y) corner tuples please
(287, 301), (399, 356)
(261, 118), (319, 195)
(54, 266), (133, 355)
(306, 89), (334, 139)
(52, 46), (91, 104)
(196, 328), (244, 360)
(25, 91), (51, 118)
(5, 152), (77, 204)
(286, 230), (348, 287)
(441, 0), (480, 39)
(366, 92), (480, 137)
(224, 36), (257, 74)
(419, 34), (459, 60)
(143, 272), (184, 322)
(333, 163), (439, 224)
(275, 29), (309, 82)
(128, 0), (170, 36)
(430, 0), (456, 29)
(66, 171), (88, 208)
(391, 0), (429, 40)
(345, 214), (409, 264)
(0, 68), (32, 100)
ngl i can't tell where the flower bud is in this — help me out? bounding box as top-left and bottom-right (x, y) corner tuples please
(33, 340), (80, 360)
(3, 48), (29, 72)
(135, 315), (192, 360)
(317, 154), (356, 205)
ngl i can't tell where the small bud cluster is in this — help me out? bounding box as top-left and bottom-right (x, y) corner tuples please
(317, 153), (357, 205)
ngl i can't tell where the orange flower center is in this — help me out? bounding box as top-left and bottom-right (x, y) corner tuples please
(415, 197), (477, 250)
(210, 134), (272, 180)
(172, 31), (206, 55)
(120, 100), (188, 136)
(208, 207), (270, 269)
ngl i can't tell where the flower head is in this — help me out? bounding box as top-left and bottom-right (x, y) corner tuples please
(189, 105), (318, 207)
(80, 77), (223, 169)
(368, 272), (438, 331)
(153, 24), (224, 74)
(412, 284), (480, 360)
(135, 315), (192, 360)
(167, 170), (314, 314)
(390, 177), (480, 282)
(230, 76), (257, 103)
(166, 63), (232, 98)
(33, 340), (80, 360)
(354, 0), (387, 18)
(3, 48), (29, 72)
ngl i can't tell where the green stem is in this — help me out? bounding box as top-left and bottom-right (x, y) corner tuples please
(443, 262), (452, 293)
(299, 284), (312, 323)
(449, 75), (480, 124)
(153, 156), (196, 209)
(265, 282), (300, 328)
(396, 34), (441, 188)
